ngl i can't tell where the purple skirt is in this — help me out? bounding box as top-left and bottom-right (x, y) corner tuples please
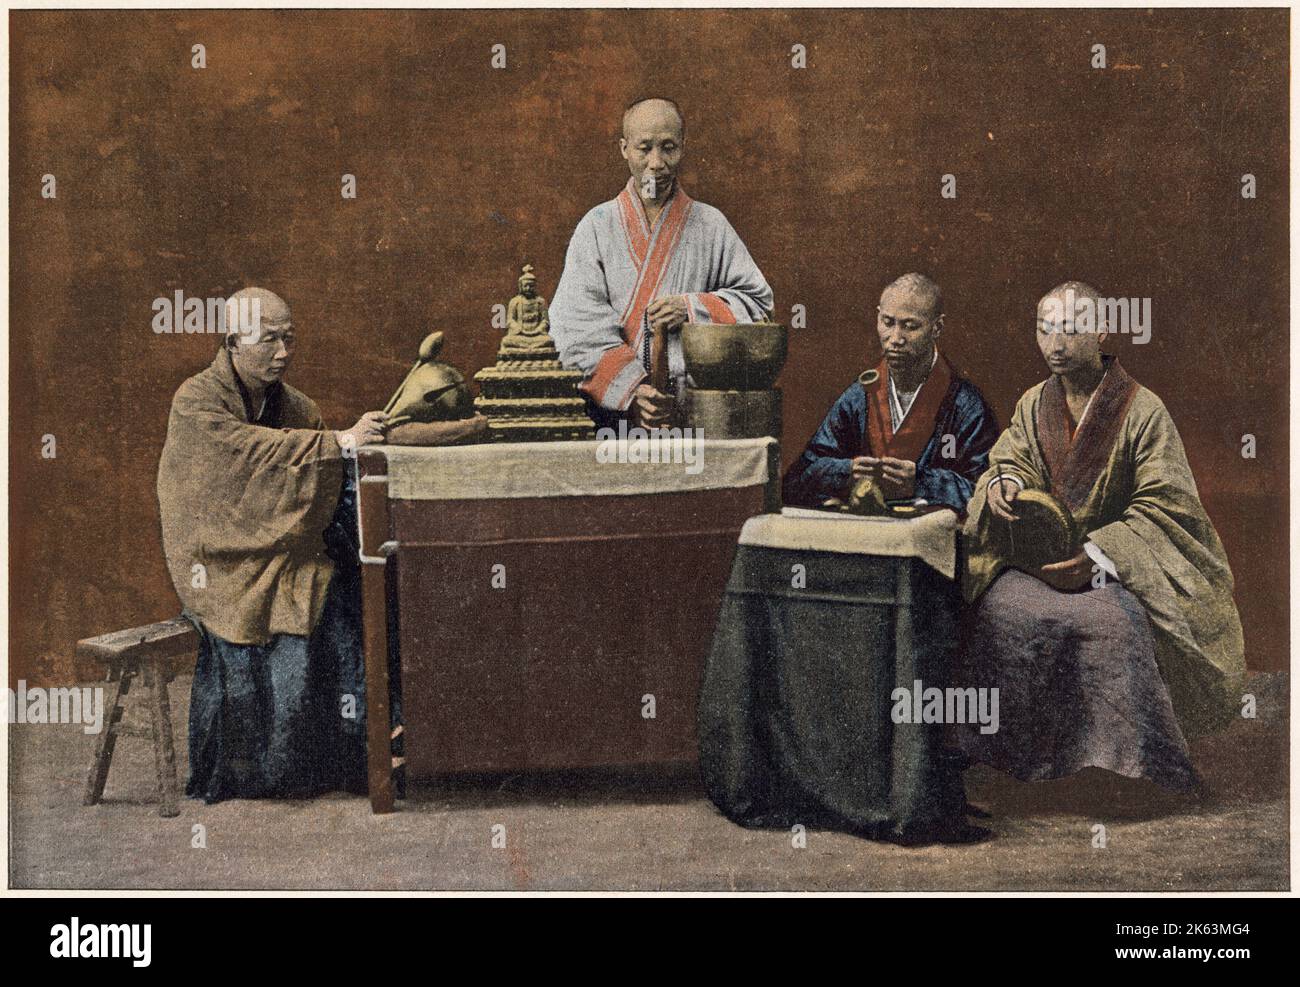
(956, 569), (1196, 791)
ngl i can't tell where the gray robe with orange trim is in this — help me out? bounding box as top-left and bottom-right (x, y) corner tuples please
(963, 360), (1246, 740)
(549, 178), (773, 414)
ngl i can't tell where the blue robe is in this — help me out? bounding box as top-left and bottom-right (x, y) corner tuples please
(783, 370), (999, 513)
(185, 461), (403, 803)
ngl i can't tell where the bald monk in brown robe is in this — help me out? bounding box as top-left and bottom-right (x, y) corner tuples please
(156, 288), (397, 801)
(958, 282), (1246, 792)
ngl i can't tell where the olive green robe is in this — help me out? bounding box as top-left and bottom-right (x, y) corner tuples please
(964, 363), (1246, 738)
(157, 348), (346, 645)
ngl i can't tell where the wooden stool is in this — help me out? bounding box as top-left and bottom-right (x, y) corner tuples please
(78, 617), (199, 818)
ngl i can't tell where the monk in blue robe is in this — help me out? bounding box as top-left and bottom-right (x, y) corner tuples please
(783, 273), (999, 512)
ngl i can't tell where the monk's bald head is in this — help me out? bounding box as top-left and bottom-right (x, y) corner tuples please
(620, 97), (686, 204)
(1039, 281), (1101, 320)
(223, 286), (289, 343)
(1036, 281), (1105, 376)
(881, 273), (943, 319)
(223, 286), (296, 388)
(622, 97), (685, 140)
(877, 272), (944, 377)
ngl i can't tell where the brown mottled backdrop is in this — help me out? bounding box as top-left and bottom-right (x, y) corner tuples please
(9, 8), (1288, 684)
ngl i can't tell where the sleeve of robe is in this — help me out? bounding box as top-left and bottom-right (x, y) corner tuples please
(1086, 397), (1246, 737)
(961, 386), (1047, 603)
(174, 388), (343, 554)
(158, 377), (346, 643)
(781, 384), (863, 507)
(912, 383), (1000, 512)
(684, 210), (775, 325)
(548, 210), (647, 413)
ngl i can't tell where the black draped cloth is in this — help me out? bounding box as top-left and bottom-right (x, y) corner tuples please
(698, 544), (967, 842)
(185, 463), (404, 803)
(955, 569), (1196, 791)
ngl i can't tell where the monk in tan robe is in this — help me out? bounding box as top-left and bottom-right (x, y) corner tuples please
(157, 287), (392, 801)
(958, 282), (1246, 791)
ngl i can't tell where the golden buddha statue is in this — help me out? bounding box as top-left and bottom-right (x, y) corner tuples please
(500, 265), (552, 352)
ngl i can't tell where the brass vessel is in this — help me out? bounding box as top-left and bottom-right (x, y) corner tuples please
(680, 321), (787, 391)
(846, 368), (885, 512)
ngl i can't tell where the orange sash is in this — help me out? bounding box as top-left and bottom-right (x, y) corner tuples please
(614, 179), (694, 355)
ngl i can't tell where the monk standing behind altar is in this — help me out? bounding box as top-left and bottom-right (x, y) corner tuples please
(958, 282), (1246, 792)
(548, 97), (773, 429)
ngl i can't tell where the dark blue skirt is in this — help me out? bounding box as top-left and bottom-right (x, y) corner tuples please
(185, 463), (401, 803)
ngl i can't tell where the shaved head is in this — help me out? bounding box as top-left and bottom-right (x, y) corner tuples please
(877, 272), (944, 382)
(622, 97), (685, 139)
(620, 97), (686, 206)
(1036, 280), (1105, 378)
(223, 286), (289, 342)
(1039, 280), (1102, 316)
(1037, 281), (1109, 334)
(223, 286), (296, 389)
(882, 272), (943, 318)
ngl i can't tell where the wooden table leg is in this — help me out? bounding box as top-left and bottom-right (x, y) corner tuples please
(357, 454), (395, 814)
(361, 558), (394, 813)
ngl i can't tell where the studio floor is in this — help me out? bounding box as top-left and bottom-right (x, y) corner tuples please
(8, 673), (1289, 892)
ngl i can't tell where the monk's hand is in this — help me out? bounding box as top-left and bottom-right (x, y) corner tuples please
(337, 411), (387, 450)
(630, 383), (676, 429)
(646, 295), (689, 334)
(387, 414), (491, 447)
(851, 456), (881, 482)
(876, 457), (916, 499)
(987, 476), (1021, 521)
(1035, 550), (1093, 591)
(850, 457), (914, 498)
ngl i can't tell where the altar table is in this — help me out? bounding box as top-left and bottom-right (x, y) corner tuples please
(355, 438), (780, 813)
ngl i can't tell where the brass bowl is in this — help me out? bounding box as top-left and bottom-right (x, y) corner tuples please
(681, 321), (788, 391)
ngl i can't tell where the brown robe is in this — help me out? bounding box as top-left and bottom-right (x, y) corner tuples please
(157, 348), (345, 645)
(964, 358), (1246, 738)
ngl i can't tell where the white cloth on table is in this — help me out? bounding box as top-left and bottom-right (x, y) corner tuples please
(369, 437), (777, 501)
(739, 507), (960, 579)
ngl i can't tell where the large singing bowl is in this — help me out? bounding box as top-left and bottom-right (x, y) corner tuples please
(680, 321), (788, 391)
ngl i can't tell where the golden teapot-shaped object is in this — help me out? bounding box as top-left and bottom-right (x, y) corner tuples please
(383, 331), (475, 427)
(825, 368), (920, 518)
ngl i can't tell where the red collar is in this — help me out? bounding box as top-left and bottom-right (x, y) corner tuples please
(865, 350), (956, 462)
(1036, 357), (1139, 511)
